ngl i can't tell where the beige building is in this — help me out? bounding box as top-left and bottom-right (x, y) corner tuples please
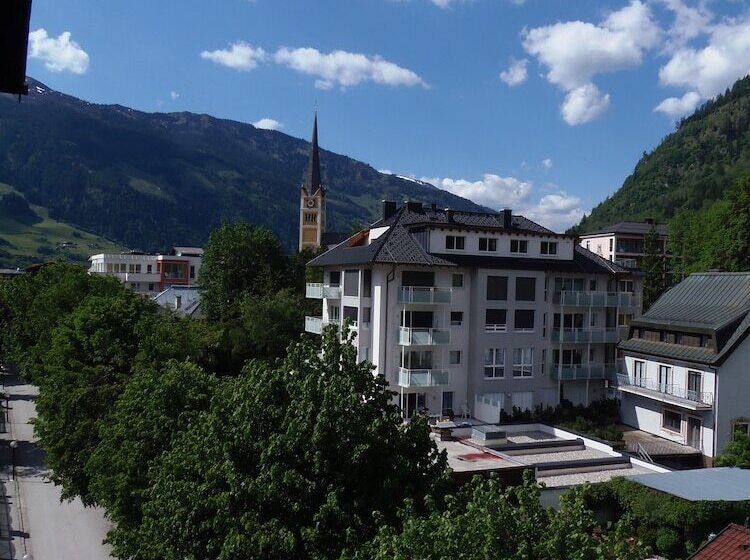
(578, 220), (668, 271)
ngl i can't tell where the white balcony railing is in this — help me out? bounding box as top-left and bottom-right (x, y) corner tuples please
(548, 363), (618, 381)
(398, 327), (450, 346)
(551, 327), (628, 344)
(124, 272), (161, 283)
(398, 286), (452, 305)
(305, 283), (342, 299)
(304, 316), (341, 335)
(616, 374), (714, 407)
(553, 291), (640, 309)
(397, 368), (449, 388)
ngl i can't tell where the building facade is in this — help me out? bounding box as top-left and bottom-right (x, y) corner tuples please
(617, 272), (750, 464)
(306, 202), (642, 419)
(578, 220), (668, 271)
(88, 246), (203, 295)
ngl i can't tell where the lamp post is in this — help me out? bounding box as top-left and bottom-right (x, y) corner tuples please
(9, 439), (18, 481)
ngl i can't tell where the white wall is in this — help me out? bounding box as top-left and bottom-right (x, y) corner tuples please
(715, 336), (750, 455)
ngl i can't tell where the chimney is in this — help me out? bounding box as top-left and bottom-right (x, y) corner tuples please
(501, 208), (513, 229)
(445, 208), (454, 223)
(406, 200), (423, 213)
(382, 200), (397, 220)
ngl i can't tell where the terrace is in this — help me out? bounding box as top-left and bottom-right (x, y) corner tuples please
(616, 374), (713, 410)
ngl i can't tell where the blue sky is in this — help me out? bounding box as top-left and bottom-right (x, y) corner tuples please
(26, 0), (750, 230)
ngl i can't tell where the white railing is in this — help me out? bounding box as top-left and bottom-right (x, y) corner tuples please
(398, 368), (449, 388)
(398, 327), (450, 346)
(548, 363), (618, 380)
(305, 283), (341, 299)
(398, 286), (452, 305)
(551, 327), (628, 344)
(124, 272), (161, 283)
(616, 374), (714, 406)
(553, 291), (640, 308)
(485, 324), (507, 333)
(304, 316), (341, 335)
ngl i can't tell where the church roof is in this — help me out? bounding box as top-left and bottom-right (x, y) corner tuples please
(303, 113), (323, 193)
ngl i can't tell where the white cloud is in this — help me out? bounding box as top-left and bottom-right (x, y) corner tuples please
(499, 58), (528, 86)
(253, 118), (283, 130)
(200, 41), (267, 71)
(522, 1), (660, 124)
(170, 91), (180, 101)
(274, 47), (426, 90)
(28, 29), (89, 74)
(661, 0), (712, 51)
(561, 83), (611, 125)
(522, 192), (587, 232)
(542, 158), (553, 170)
(653, 90), (701, 117)
(658, 17), (750, 99)
(429, 0), (469, 8)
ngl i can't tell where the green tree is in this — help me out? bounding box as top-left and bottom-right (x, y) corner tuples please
(34, 290), (156, 501)
(715, 429), (750, 468)
(124, 326), (448, 560)
(641, 224), (667, 311)
(86, 361), (217, 535)
(237, 288), (306, 363)
(198, 222), (287, 321)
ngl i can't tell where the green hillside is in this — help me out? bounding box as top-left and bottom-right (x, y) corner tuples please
(0, 183), (121, 268)
(575, 74), (750, 233)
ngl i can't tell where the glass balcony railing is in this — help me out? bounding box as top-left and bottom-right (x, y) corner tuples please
(553, 291), (640, 308)
(398, 327), (450, 346)
(305, 283), (341, 299)
(616, 374), (714, 407)
(548, 363), (618, 381)
(551, 327), (628, 344)
(397, 368), (449, 388)
(304, 316), (341, 335)
(398, 286), (452, 305)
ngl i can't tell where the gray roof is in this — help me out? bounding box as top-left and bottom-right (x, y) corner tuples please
(309, 204), (628, 275)
(620, 272), (750, 365)
(582, 221), (668, 236)
(628, 468), (750, 502)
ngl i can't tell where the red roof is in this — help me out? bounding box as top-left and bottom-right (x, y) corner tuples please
(689, 524), (750, 560)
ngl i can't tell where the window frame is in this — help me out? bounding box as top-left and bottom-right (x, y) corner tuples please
(449, 350), (462, 366)
(478, 237), (498, 252)
(510, 239), (528, 254)
(514, 309), (535, 332)
(485, 309), (507, 332)
(451, 273), (464, 288)
(450, 311), (463, 327)
(512, 347), (534, 378)
(540, 241), (558, 255)
(484, 348), (505, 379)
(662, 409), (682, 433)
(445, 235), (466, 251)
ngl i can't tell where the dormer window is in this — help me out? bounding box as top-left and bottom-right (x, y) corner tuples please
(445, 235), (465, 250)
(510, 239), (528, 254)
(541, 241), (557, 255)
(479, 237), (497, 252)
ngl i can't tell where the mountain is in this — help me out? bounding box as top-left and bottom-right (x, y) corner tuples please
(575, 74), (750, 233)
(0, 79), (486, 262)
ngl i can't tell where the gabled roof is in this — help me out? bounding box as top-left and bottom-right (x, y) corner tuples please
(581, 221), (668, 236)
(689, 523), (750, 559)
(308, 204), (629, 276)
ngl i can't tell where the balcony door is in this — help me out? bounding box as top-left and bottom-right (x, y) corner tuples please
(687, 416), (702, 450)
(687, 371), (702, 401)
(658, 365), (672, 393)
(404, 392), (427, 418)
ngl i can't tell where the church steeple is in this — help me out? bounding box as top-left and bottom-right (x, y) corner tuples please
(303, 112), (323, 193)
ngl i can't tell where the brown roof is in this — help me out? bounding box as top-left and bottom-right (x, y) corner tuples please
(689, 523), (750, 560)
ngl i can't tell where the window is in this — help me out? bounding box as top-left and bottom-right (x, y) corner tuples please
(540, 241), (558, 255)
(329, 305), (340, 322)
(662, 409), (682, 433)
(362, 307), (372, 325)
(190, 265), (195, 279)
(484, 348), (504, 378)
(343, 306), (358, 324)
(586, 241), (590, 249)
(402, 311), (433, 328)
(329, 271), (341, 286)
(633, 360), (645, 386)
(445, 235), (465, 250)
(402, 271), (434, 287)
(658, 365), (672, 392)
(619, 279), (635, 293)
(618, 313), (633, 327)
(733, 421), (750, 437)
(553, 349), (582, 365)
(450, 311), (463, 327)
(589, 279), (597, 291)
(147, 264), (152, 274)
(609, 238), (613, 252)
(442, 392), (454, 415)
(451, 273), (464, 288)
(163, 262), (187, 279)
(589, 313), (596, 327)
(682, 334), (702, 348)
(344, 270), (360, 297)
(643, 330), (661, 342)
(148, 283), (154, 291)
(687, 370), (702, 398)
(664, 332), (676, 344)
(485, 309), (507, 332)
(510, 239), (528, 254)
(479, 237), (497, 252)
(304, 212), (317, 223)
(403, 350), (432, 369)
(363, 270), (372, 297)
(487, 276), (508, 300)
(514, 309), (535, 331)
(449, 350), (462, 365)
(554, 313), (584, 329)
(515, 277), (536, 301)
(513, 348), (533, 377)
(555, 278), (585, 292)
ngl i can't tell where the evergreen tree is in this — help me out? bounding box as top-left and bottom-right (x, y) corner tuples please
(641, 225), (667, 311)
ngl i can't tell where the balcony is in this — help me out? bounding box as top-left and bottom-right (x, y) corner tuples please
(124, 272), (161, 283)
(397, 368), (449, 388)
(398, 286), (452, 305)
(548, 363), (618, 381)
(398, 327), (450, 346)
(304, 316), (341, 335)
(306, 283), (341, 299)
(616, 374), (713, 410)
(553, 291), (640, 309)
(551, 327), (628, 344)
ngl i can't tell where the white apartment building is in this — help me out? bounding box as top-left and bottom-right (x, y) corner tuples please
(88, 246), (203, 295)
(306, 202), (642, 420)
(617, 272), (750, 465)
(578, 220), (668, 271)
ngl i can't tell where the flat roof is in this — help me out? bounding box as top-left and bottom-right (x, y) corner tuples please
(438, 438), (521, 473)
(628, 468), (750, 501)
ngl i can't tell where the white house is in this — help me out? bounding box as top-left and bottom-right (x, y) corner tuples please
(578, 220), (668, 271)
(305, 201), (643, 419)
(617, 272), (750, 465)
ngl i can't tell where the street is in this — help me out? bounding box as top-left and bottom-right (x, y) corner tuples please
(1, 374), (112, 560)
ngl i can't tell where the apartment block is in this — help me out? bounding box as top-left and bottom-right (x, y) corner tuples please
(617, 272), (750, 464)
(578, 220), (668, 270)
(88, 246), (203, 295)
(306, 202), (642, 419)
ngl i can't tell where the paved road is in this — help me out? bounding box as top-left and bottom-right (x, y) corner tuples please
(1, 374), (112, 560)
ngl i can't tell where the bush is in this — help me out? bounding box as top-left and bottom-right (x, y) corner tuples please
(655, 527), (682, 558)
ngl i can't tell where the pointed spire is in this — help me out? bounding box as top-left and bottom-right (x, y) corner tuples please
(304, 112), (323, 193)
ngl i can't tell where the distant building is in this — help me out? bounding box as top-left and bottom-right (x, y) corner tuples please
(305, 200), (643, 417)
(88, 246), (203, 295)
(617, 272), (750, 464)
(0, 268), (24, 281)
(579, 220), (668, 271)
(152, 285), (203, 318)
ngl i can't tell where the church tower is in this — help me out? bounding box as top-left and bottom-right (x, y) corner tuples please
(299, 113), (326, 252)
